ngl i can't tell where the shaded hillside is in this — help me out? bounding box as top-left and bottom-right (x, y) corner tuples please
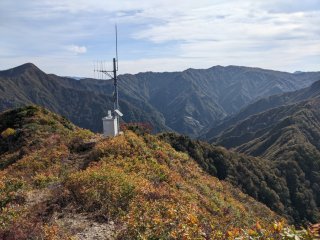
(160, 132), (319, 224)
(203, 79), (320, 139)
(115, 66), (320, 136)
(2, 63), (320, 136)
(213, 98), (320, 224)
(0, 106), (302, 239)
(0, 63), (168, 133)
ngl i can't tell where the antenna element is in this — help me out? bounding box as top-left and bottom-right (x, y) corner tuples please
(94, 24), (123, 137)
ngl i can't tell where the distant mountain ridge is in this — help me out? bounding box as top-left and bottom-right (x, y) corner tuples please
(1, 63), (320, 136)
(203, 79), (320, 139)
(117, 66), (320, 136)
(0, 63), (169, 133)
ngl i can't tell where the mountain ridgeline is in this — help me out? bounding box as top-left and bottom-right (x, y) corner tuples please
(1, 63), (320, 136)
(0, 63), (168, 133)
(0, 105), (291, 239)
(203, 79), (320, 139)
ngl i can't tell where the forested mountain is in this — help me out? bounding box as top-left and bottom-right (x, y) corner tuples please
(160, 132), (320, 224)
(117, 66), (320, 136)
(1, 63), (320, 136)
(0, 105), (296, 239)
(203, 79), (320, 139)
(210, 97), (320, 224)
(0, 63), (168, 133)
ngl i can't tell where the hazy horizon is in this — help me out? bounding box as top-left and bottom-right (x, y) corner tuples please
(2, 62), (320, 79)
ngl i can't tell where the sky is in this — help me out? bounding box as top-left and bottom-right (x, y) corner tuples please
(0, 0), (319, 77)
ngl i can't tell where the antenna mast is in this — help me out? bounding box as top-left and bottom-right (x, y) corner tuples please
(95, 24), (123, 137)
(114, 24), (119, 111)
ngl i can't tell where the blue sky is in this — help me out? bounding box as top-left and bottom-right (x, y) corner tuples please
(0, 0), (319, 77)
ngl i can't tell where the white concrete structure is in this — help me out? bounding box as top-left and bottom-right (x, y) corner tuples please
(102, 110), (119, 137)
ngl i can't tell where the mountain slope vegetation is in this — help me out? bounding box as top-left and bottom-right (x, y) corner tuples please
(212, 98), (320, 224)
(203, 79), (320, 139)
(160, 132), (320, 225)
(2, 105), (314, 239)
(1, 63), (320, 136)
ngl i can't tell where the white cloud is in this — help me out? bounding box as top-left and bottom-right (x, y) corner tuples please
(67, 45), (87, 54)
(123, 1), (320, 74)
(0, 0), (319, 76)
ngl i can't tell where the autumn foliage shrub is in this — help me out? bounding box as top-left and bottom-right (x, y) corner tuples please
(121, 122), (153, 135)
(65, 164), (136, 219)
(0, 128), (16, 139)
(32, 172), (59, 189)
(61, 131), (288, 239)
(0, 175), (25, 208)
